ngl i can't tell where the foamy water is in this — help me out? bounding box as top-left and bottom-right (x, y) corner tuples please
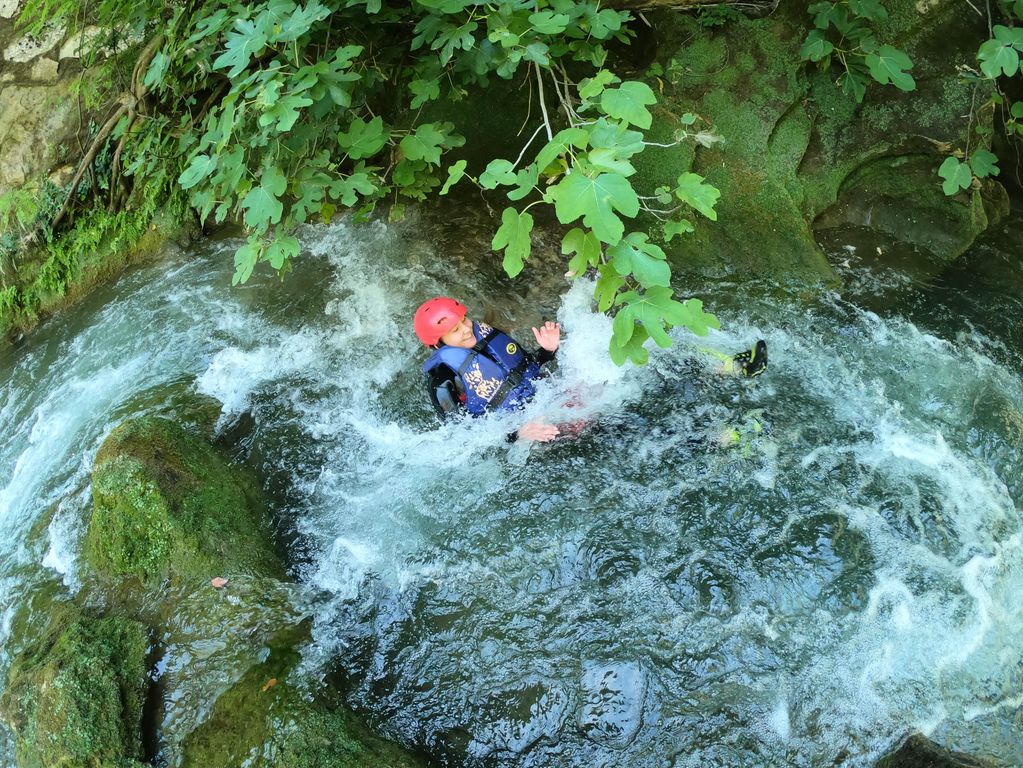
(0, 212), (1021, 766)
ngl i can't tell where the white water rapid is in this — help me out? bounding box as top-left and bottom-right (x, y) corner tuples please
(1, 212), (1021, 767)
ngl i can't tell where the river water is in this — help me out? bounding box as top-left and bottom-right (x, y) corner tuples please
(0, 208), (1021, 767)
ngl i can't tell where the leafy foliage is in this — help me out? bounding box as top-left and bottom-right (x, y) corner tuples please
(937, 156), (974, 196)
(17, 0), (726, 363)
(464, 64), (723, 358)
(800, 0), (915, 102)
(978, 24), (1023, 78)
(492, 207), (534, 278)
(694, 4), (742, 28)
(937, 0), (1020, 196)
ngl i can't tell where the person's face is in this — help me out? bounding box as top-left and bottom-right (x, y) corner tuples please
(440, 316), (475, 348)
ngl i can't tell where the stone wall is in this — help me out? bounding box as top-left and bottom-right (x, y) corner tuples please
(631, 0), (1008, 283)
(0, 3), (189, 349)
(0, 1), (106, 194)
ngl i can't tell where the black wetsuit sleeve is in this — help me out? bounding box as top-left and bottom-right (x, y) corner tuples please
(534, 347), (556, 366)
(426, 364), (464, 420)
(429, 367), (519, 441)
(507, 343), (556, 441)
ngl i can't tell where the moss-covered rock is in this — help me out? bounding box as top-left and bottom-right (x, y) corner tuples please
(813, 154), (1008, 263)
(805, 0), (1009, 268)
(173, 0), (1002, 291)
(1, 185), (196, 349)
(2, 398), (427, 768)
(104, 379), (225, 447)
(633, 12), (836, 283)
(84, 415), (284, 585)
(179, 623), (425, 768)
(628, 0), (1007, 282)
(876, 733), (997, 767)
(0, 613), (149, 768)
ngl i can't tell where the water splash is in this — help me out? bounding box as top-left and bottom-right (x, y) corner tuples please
(0, 211), (1021, 768)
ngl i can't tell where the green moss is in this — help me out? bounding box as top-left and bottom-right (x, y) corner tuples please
(629, 0), (1006, 280)
(767, 105), (814, 205)
(421, 78), (532, 176)
(180, 624), (425, 768)
(107, 379), (224, 443)
(807, 0), (990, 159)
(0, 183), (193, 346)
(629, 14), (837, 282)
(0, 615), (149, 768)
(422, 0), (1000, 283)
(666, 35), (731, 89)
(84, 416), (283, 585)
(813, 152), (1004, 267)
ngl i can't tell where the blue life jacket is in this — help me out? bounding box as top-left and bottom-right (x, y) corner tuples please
(423, 322), (544, 416)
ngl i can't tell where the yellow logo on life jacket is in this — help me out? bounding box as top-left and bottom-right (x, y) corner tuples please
(506, 342), (517, 355)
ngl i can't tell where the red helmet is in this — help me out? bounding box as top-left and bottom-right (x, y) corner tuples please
(414, 297), (467, 346)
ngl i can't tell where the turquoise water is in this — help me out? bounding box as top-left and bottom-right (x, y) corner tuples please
(1, 210), (1021, 766)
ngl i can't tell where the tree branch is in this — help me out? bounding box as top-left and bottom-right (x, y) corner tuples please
(108, 109), (134, 212)
(132, 32), (166, 104)
(549, 66), (577, 127)
(512, 123), (547, 169)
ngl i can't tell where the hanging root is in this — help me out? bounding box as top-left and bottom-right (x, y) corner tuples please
(46, 32), (165, 233)
(48, 100), (132, 233)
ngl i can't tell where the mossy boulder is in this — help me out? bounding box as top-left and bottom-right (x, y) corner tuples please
(104, 380), (223, 443)
(633, 13), (835, 283)
(805, 0), (1010, 265)
(179, 623), (425, 768)
(84, 415), (284, 585)
(0, 614), (149, 768)
(876, 733), (997, 767)
(632, 0), (1006, 282)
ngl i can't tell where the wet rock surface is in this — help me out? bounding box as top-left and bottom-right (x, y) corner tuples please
(631, 0), (1005, 282)
(85, 415), (285, 584)
(876, 733), (998, 767)
(0, 382), (427, 768)
(0, 613), (149, 768)
(0, 82), (78, 189)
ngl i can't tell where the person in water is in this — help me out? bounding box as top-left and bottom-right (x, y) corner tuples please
(414, 296), (562, 441)
(413, 296), (768, 443)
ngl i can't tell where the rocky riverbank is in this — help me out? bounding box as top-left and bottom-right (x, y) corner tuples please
(0, 392), (426, 767)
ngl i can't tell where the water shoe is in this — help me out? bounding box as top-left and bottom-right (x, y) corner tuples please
(733, 339), (768, 377)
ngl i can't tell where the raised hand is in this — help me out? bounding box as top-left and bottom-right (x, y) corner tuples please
(532, 321), (561, 352)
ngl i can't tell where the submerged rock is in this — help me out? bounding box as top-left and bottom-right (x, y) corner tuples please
(179, 622), (425, 768)
(150, 576), (313, 761)
(0, 614), (149, 768)
(577, 661), (646, 748)
(876, 733), (997, 767)
(62, 404), (424, 768)
(84, 415), (284, 585)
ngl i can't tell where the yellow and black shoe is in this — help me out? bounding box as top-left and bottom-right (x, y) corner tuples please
(733, 339), (768, 377)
